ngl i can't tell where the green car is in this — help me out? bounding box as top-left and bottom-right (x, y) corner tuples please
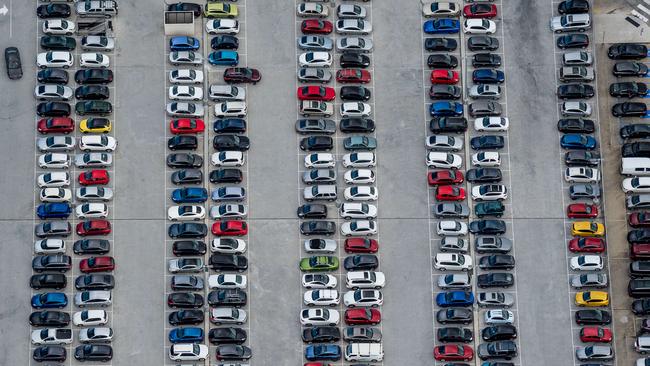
(344, 136), (377, 151)
(474, 201), (505, 218)
(299, 256), (339, 272)
(75, 101), (112, 116)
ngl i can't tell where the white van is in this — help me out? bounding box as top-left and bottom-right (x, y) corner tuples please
(345, 343), (383, 362)
(622, 158), (650, 176)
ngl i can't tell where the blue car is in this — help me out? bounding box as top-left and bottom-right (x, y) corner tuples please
(423, 18), (460, 34)
(170, 36), (200, 51)
(436, 291), (474, 308)
(171, 188), (208, 203)
(472, 69), (505, 84)
(560, 134), (597, 150)
(168, 327), (204, 343)
(430, 101), (464, 117)
(36, 203), (72, 219)
(208, 50), (239, 66)
(305, 345), (341, 361)
(31, 292), (67, 309)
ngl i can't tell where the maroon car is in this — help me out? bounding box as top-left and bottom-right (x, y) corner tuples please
(223, 68), (261, 84)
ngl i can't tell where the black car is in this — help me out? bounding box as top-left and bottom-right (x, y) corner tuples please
(208, 289), (247, 307)
(557, 118), (595, 133)
(297, 204), (328, 219)
(209, 254), (248, 272)
(73, 239), (110, 255)
(437, 327), (473, 343)
(557, 84), (594, 99)
(172, 240), (207, 256)
(340, 52), (370, 68)
(621, 124), (650, 139)
(340, 118), (375, 133)
(40, 36), (76, 51)
(212, 35), (239, 50)
(300, 221), (336, 236)
(558, 0), (589, 13)
(482, 325), (517, 341)
(477, 273), (514, 288)
(436, 308), (473, 324)
(38, 68), (68, 84)
(75, 274), (115, 290)
(167, 292), (204, 308)
(613, 62), (648, 77)
(565, 151), (599, 166)
(478, 340), (517, 360)
(171, 169), (203, 185)
(168, 309), (204, 325)
(5, 47), (23, 80)
(629, 229), (650, 244)
(215, 345), (252, 361)
(74, 345), (112, 362)
(631, 261), (650, 278)
(34, 345), (66, 362)
(575, 309), (611, 325)
(633, 299), (650, 315)
(344, 255), (378, 271)
(30, 310), (70, 327)
(300, 136), (333, 151)
(557, 34), (589, 49)
(32, 255), (72, 273)
(471, 135), (504, 150)
(30, 274), (67, 290)
(37, 102), (71, 117)
(469, 220), (506, 234)
(466, 168), (502, 183)
(430, 117), (468, 133)
(167, 153), (203, 168)
(610, 82), (648, 98)
(608, 43), (648, 60)
(167, 2), (202, 17)
(214, 118), (247, 133)
(429, 85), (462, 100)
(427, 54), (459, 68)
(209, 327), (247, 344)
(210, 168), (243, 183)
(475, 201), (505, 218)
(425, 37), (457, 51)
(623, 142), (650, 158)
(75, 69), (113, 84)
(612, 102), (647, 117)
(302, 326), (341, 343)
(37, 3), (72, 18)
(468, 36), (499, 51)
(478, 254), (515, 270)
(213, 135), (250, 151)
(340, 86), (371, 101)
(168, 135), (198, 150)
(168, 223), (208, 238)
(472, 53), (501, 67)
(75, 100), (112, 116)
(75, 85), (110, 100)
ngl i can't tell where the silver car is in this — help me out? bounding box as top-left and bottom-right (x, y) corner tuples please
(74, 290), (112, 308)
(426, 135), (463, 151)
(168, 258), (204, 273)
(559, 66), (595, 82)
(38, 136), (76, 152)
(298, 68), (332, 83)
(211, 186), (246, 202)
(169, 51), (203, 66)
(440, 237), (469, 253)
(34, 85), (73, 101)
(209, 85), (246, 101)
(561, 101), (591, 117)
(437, 273), (471, 289)
(304, 239), (337, 254)
(468, 84), (501, 99)
(575, 345), (613, 361)
(336, 37), (373, 53)
(76, 187), (113, 202)
(166, 102), (204, 117)
(81, 36), (115, 51)
(563, 51), (593, 66)
(169, 69), (204, 85)
(434, 203), (470, 218)
(303, 169), (336, 185)
(75, 153), (112, 168)
(469, 101), (502, 117)
(484, 309), (514, 325)
(210, 204), (247, 219)
(298, 36), (333, 51)
(295, 119), (336, 135)
(477, 292), (514, 307)
(336, 19), (372, 35)
(39, 153), (70, 169)
(337, 4), (366, 18)
(210, 307), (247, 325)
(550, 14), (591, 33)
(475, 236), (512, 254)
(79, 327), (113, 343)
(570, 273), (608, 289)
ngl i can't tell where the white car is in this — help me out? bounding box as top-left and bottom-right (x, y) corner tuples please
(550, 14), (591, 33)
(31, 328), (73, 345)
(343, 152), (376, 168)
(169, 343), (208, 362)
(300, 100), (334, 117)
(37, 51), (74, 69)
(299, 52), (332, 67)
(426, 135), (463, 151)
(336, 19), (372, 35)
(570, 255), (604, 271)
(474, 117), (509, 131)
(484, 309), (515, 325)
(39, 153), (70, 169)
(434, 253), (473, 271)
(563, 51), (593, 66)
(76, 203), (108, 219)
(79, 135), (117, 152)
(344, 169), (375, 184)
(34, 85), (73, 101)
(38, 172), (70, 188)
(437, 273), (471, 289)
(210, 307), (247, 325)
(38, 136), (75, 152)
(463, 19), (496, 34)
(43, 19), (75, 35)
(40, 188), (72, 203)
(565, 167), (600, 183)
(305, 153), (336, 168)
(340, 202), (377, 219)
(623, 177), (650, 193)
(472, 184), (508, 201)
(472, 151), (500, 167)
(206, 19), (240, 34)
(168, 205), (206, 221)
(341, 220), (377, 237)
(74, 152), (112, 168)
(303, 274), (338, 289)
(422, 1), (460, 17)
(73, 310), (108, 326)
(80, 53), (110, 68)
(336, 37), (373, 53)
(436, 221), (468, 236)
(169, 69), (204, 85)
(211, 151), (245, 167)
(209, 85), (246, 101)
(81, 36), (115, 51)
(211, 238), (247, 254)
(344, 186), (378, 201)
(346, 271), (386, 289)
(304, 290), (340, 307)
(304, 239), (337, 254)
(35, 239), (66, 254)
(169, 51), (203, 66)
(168, 258), (204, 273)
(75, 290), (112, 308)
(561, 101), (592, 117)
(78, 327), (113, 344)
(427, 152), (462, 169)
(338, 4), (367, 18)
(169, 86), (203, 101)
(300, 308), (340, 326)
(210, 204), (247, 220)
(344, 289), (383, 307)
(297, 3), (329, 17)
(214, 101), (246, 118)
(340, 102), (371, 118)
(208, 274), (247, 289)
(469, 84), (501, 99)
(76, 187), (113, 202)
(166, 102), (204, 117)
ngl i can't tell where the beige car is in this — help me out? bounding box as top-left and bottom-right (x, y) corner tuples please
(422, 1), (460, 17)
(300, 100), (334, 117)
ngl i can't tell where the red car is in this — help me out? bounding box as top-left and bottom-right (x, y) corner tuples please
(345, 308), (380, 325)
(430, 69), (459, 84)
(344, 238), (378, 253)
(297, 86), (336, 101)
(579, 327), (612, 343)
(79, 170), (109, 186)
(76, 220), (112, 236)
(630, 212), (650, 228)
(434, 345), (474, 362)
(37, 117), (74, 134)
(170, 119), (205, 134)
(568, 237), (606, 253)
(223, 67), (261, 84)
(463, 3), (497, 18)
(336, 69), (371, 84)
(436, 185), (466, 201)
(301, 19), (333, 34)
(428, 170), (464, 186)
(631, 243), (650, 259)
(567, 203), (599, 218)
(212, 220), (248, 236)
(79, 256), (115, 273)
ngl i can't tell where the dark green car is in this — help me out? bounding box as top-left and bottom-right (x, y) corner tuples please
(474, 201), (505, 218)
(40, 36), (76, 51)
(343, 136), (377, 151)
(75, 101), (112, 116)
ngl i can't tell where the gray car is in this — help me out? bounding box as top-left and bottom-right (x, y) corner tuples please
(303, 169), (336, 185)
(75, 153), (112, 168)
(575, 345), (614, 361)
(212, 186), (246, 202)
(342, 327), (381, 342)
(171, 275), (205, 291)
(79, 327), (113, 344)
(437, 274), (471, 289)
(440, 237), (469, 253)
(336, 37), (373, 53)
(298, 68), (332, 84)
(74, 290), (112, 308)
(295, 119), (336, 135)
(168, 258), (204, 273)
(478, 340), (518, 360)
(434, 203), (470, 218)
(627, 194), (650, 210)
(569, 183), (600, 200)
(477, 292), (514, 308)
(570, 273), (608, 289)
(475, 236), (512, 254)
(35, 221), (72, 238)
(298, 36), (333, 51)
(426, 135), (463, 151)
(469, 101), (502, 117)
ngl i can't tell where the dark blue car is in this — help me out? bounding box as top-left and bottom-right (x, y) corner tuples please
(436, 291), (474, 307)
(171, 188), (208, 203)
(208, 50), (239, 66)
(471, 135), (505, 150)
(31, 292), (67, 309)
(560, 134), (597, 150)
(170, 36), (200, 51)
(430, 101), (464, 117)
(169, 327), (204, 343)
(423, 19), (460, 34)
(36, 203), (72, 219)
(472, 69), (505, 84)
(305, 345), (341, 361)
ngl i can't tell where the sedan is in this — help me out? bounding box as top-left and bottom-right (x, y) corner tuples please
(557, 34), (589, 49)
(73, 151), (110, 168)
(472, 69), (505, 84)
(560, 134), (597, 150)
(434, 345), (474, 362)
(423, 18), (460, 34)
(298, 86), (336, 101)
(570, 255), (604, 271)
(425, 38), (458, 52)
(212, 220), (248, 236)
(37, 51), (73, 69)
(468, 36), (499, 51)
(612, 102), (647, 117)
(610, 82), (648, 98)
(336, 37), (373, 53)
(302, 19), (333, 34)
(336, 19), (372, 35)
(423, 1), (460, 17)
(463, 19), (496, 34)
(608, 43), (648, 60)
(613, 61), (648, 77)
(299, 52), (332, 67)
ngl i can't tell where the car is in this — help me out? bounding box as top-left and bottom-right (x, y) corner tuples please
(214, 101), (247, 118)
(571, 221), (605, 237)
(301, 308), (340, 327)
(212, 220), (248, 236)
(483, 310), (514, 326)
(78, 118), (110, 134)
(463, 3), (497, 17)
(551, 14), (591, 33)
(570, 255), (604, 271)
(210, 307), (247, 325)
(613, 102), (647, 117)
(37, 3), (71, 18)
(76, 219), (111, 236)
(473, 53), (501, 68)
(613, 61), (649, 77)
(31, 273), (67, 290)
(223, 67), (261, 84)
(567, 203), (599, 219)
(434, 253), (473, 271)
(75, 69), (113, 84)
(169, 69), (204, 85)
(31, 328), (73, 345)
(79, 53), (110, 69)
(298, 68), (332, 84)
(344, 238), (378, 253)
(72, 309), (108, 327)
(569, 237), (606, 253)
(343, 152), (376, 168)
(33, 346), (67, 362)
(168, 1), (202, 16)
(575, 345), (614, 361)
(557, 118), (595, 133)
(429, 85), (462, 101)
(466, 168), (502, 184)
(211, 238), (246, 254)
(74, 290), (112, 308)
(345, 308), (381, 325)
(431, 69), (460, 84)
(78, 169), (109, 186)
(75, 187), (113, 202)
(344, 254), (378, 271)
(463, 18), (496, 34)
(79, 256), (114, 273)
(625, 177), (650, 194)
(336, 20), (372, 36)
(561, 134), (596, 150)
(610, 82), (648, 98)
(575, 309), (612, 325)
(210, 203), (246, 219)
(437, 327), (472, 343)
(478, 273), (514, 289)
(214, 119), (246, 135)
(558, 83), (595, 99)
(36, 203), (72, 220)
(560, 66), (595, 83)
(38, 68), (68, 84)
(468, 36), (499, 51)
(79, 36), (114, 51)
(437, 308), (473, 324)
(31, 292), (67, 309)
(211, 35), (239, 50)
(337, 3), (367, 18)
(579, 326), (612, 343)
(423, 1), (461, 17)
(472, 184), (507, 201)
(209, 327), (247, 345)
(571, 273), (608, 289)
(297, 2), (328, 17)
(634, 299), (650, 315)
(430, 117), (469, 134)
(215, 344), (252, 361)
(340, 52), (370, 68)
(340, 220), (377, 237)
(35, 221), (73, 238)
(565, 151), (599, 167)
(470, 220), (506, 235)
(169, 51), (203, 66)
(557, 34), (589, 49)
(304, 289), (340, 307)
(36, 102), (71, 117)
(300, 101), (334, 118)
(475, 237), (512, 254)
(427, 135), (464, 151)
(295, 119), (336, 135)
(208, 288), (247, 307)
(340, 86), (371, 101)
(477, 341), (517, 360)
(204, 2), (238, 18)
(477, 292), (515, 308)
(436, 186), (466, 201)
(40, 36), (76, 51)
(300, 255), (339, 273)
(565, 167), (600, 183)
(336, 68), (371, 83)
(302, 273), (337, 290)
(468, 84), (501, 100)
(427, 152), (463, 169)
(75, 100), (113, 116)
(37, 171), (70, 188)
(169, 327), (203, 344)
(168, 223), (208, 238)
(79, 135), (116, 152)
(75, 202), (109, 219)
(34, 85), (73, 102)
(434, 344), (474, 361)
(570, 184), (601, 200)
(629, 229), (650, 243)
(434, 203), (470, 218)
(172, 240), (206, 256)
(298, 35), (334, 52)
(171, 188), (208, 204)
(428, 170), (464, 186)
(208, 274), (247, 290)
(300, 136), (334, 151)
(478, 254), (515, 270)
(75, 274), (114, 291)
(436, 291), (474, 308)
(424, 18), (461, 34)
(208, 51), (239, 67)
(472, 70), (504, 85)
(437, 273), (471, 290)
(609, 43), (648, 60)
(30, 310), (70, 327)
(209, 254), (248, 272)
(169, 343), (208, 361)
(298, 86), (336, 102)
(425, 38), (458, 52)
(631, 212), (650, 228)
(37, 118), (74, 136)
(171, 169), (203, 185)
(213, 135), (250, 151)
(344, 186), (378, 201)
(299, 52), (332, 68)
(559, 0), (590, 13)
(344, 136), (376, 151)
(168, 309), (203, 326)
(167, 292), (204, 309)
(430, 101), (463, 117)
(622, 124), (650, 139)
(75, 86), (110, 101)
(303, 326), (341, 344)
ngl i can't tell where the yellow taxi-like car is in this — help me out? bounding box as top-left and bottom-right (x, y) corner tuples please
(571, 221), (605, 237)
(204, 3), (238, 18)
(575, 291), (609, 307)
(79, 118), (112, 133)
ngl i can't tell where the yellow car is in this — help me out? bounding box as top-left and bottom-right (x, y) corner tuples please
(575, 291), (609, 307)
(571, 221), (605, 237)
(79, 118), (112, 133)
(204, 3), (238, 18)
